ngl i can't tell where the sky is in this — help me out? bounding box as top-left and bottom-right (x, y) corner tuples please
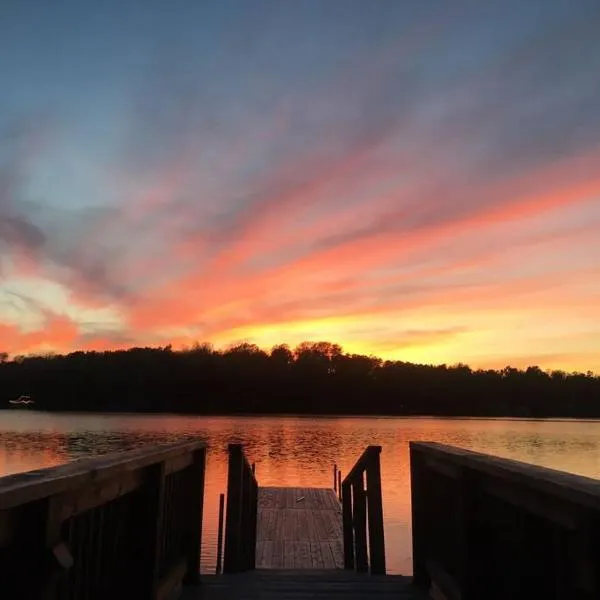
(1, 0), (599, 372)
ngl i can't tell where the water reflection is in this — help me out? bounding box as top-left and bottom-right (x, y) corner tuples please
(1, 411), (600, 574)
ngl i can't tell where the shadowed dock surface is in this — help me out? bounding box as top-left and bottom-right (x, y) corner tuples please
(256, 487), (344, 569)
(182, 571), (424, 599)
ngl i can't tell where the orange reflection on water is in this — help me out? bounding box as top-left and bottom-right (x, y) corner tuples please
(3, 412), (600, 574)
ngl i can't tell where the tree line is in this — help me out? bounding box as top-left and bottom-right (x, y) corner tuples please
(0, 342), (598, 417)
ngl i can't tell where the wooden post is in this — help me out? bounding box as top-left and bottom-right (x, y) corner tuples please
(352, 476), (368, 572)
(241, 463), (252, 571)
(138, 461), (167, 599)
(4, 495), (68, 599)
(342, 481), (354, 569)
(183, 446), (206, 585)
(409, 444), (430, 588)
(249, 476), (258, 570)
(215, 493), (225, 574)
(366, 449), (386, 574)
(334, 464), (338, 492)
(223, 444), (244, 573)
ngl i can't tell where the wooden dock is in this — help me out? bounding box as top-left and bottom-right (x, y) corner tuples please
(182, 570), (422, 599)
(185, 484), (423, 598)
(202, 446), (414, 599)
(4, 440), (599, 599)
(256, 487), (344, 569)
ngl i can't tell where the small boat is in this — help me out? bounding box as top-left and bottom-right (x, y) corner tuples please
(8, 395), (35, 408)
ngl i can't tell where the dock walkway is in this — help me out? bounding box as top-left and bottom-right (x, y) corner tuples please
(3, 440), (595, 598)
(184, 571), (423, 599)
(256, 487), (344, 569)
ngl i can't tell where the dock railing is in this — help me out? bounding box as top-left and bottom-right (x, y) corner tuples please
(410, 442), (600, 600)
(341, 445), (386, 574)
(223, 444), (258, 573)
(0, 440), (206, 600)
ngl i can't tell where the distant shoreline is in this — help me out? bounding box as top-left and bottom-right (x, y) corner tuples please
(2, 408), (600, 423)
(2, 343), (598, 419)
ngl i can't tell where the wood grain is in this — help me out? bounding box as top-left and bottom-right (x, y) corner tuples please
(181, 571), (425, 600)
(255, 487), (344, 569)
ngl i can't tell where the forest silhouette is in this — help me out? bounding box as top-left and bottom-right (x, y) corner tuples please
(0, 342), (598, 417)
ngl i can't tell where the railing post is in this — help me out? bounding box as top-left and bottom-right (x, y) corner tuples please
(183, 446), (206, 585)
(215, 493), (225, 574)
(249, 475), (258, 570)
(410, 443), (430, 589)
(342, 481), (354, 569)
(352, 476), (368, 572)
(224, 444), (244, 573)
(366, 449), (386, 574)
(139, 461), (167, 599)
(4, 496), (68, 599)
(241, 462), (252, 570)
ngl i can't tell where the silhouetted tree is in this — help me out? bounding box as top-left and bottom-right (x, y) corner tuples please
(0, 342), (598, 417)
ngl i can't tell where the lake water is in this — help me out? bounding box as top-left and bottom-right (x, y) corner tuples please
(2, 411), (600, 574)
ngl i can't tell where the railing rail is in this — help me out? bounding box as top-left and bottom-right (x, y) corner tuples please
(223, 444), (258, 574)
(341, 445), (386, 574)
(0, 440), (206, 599)
(410, 442), (600, 600)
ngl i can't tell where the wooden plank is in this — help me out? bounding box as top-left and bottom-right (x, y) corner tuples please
(255, 541), (271, 569)
(309, 542), (324, 569)
(365, 450), (385, 575)
(183, 446), (206, 584)
(284, 507), (298, 540)
(284, 541), (295, 568)
(182, 572), (422, 600)
(305, 509), (319, 542)
(0, 440), (206, 510)
(329, 538), (345, 569)
(295, 540), (310, 568)
(256, 487), (345, 570)
(320, 541), (336, 569)
(295, 509), (309, 542)
(272, 540), (285, 569)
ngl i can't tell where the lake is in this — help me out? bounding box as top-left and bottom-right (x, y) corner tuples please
(2, 411), (600, 574)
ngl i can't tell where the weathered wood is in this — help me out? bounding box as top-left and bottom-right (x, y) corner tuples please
(139, 462), (167, 599)
(0, 440), (206, 600)
(215, 493), (225, 574)
(223, 444), (258, 574)
(410, 441), (600, 600)
(365, 450), (386, 574)
(256, 487), (344, 569)
(410, 449), (429, 588)
(224, 444), (244, 573)
(183, 446), (205, 585)
(340, 445), (385, 574)
(341, 481), (354, 569)
(180, 571), (424, 600)
(0, 440), (204, 510)
(343, 446), (382, 482)
(351, 478), (368, 572)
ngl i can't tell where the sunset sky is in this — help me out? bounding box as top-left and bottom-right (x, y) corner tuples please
(1, 0), (599, 372)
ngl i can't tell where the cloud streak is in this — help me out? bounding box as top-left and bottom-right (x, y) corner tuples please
(1, 0), (599, 372)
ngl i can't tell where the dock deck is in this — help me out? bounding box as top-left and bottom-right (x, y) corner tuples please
(256, 487), (344, 569)
(184, 483), (427, 599)
(5, 441), (594, 598)
(184, 571), (423, 599)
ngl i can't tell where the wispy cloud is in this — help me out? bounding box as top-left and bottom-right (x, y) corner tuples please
(1, 0), (599, 371)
